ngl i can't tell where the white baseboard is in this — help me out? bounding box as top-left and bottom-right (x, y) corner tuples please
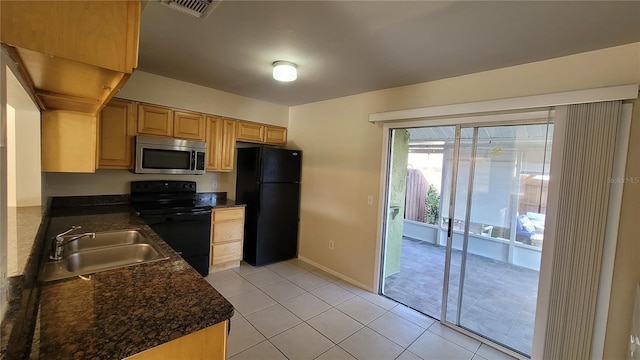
(296, 255), (374, 293)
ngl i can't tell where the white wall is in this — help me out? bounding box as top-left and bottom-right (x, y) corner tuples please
(6, 105), (15, 207)
(12, 109), (40, 206)
(287, 42), (640, 297)
(44, 71), (290, 198)
(0, 56), (8, 324)
(117, 71), (289, 127)
(6, 67), (41, 207)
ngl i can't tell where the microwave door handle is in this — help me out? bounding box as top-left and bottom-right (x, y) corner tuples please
(191, 151), (196, 170)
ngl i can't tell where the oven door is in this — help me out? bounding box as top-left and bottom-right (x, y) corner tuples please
(141, 209), (212, 276)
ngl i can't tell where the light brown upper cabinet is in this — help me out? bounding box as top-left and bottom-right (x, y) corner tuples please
(205, 116), (223, 171)
(0, 1), (140, 115)
(206, 117), (237, 172)
(236, 121), (265, 143)
(221, 119), (237, 171)
(174, 111), (205, 141)
(42, 111), (97, 173)
(137, 104), (173, 137)
(98, 99), (136, 169)
(264, 126), (287, 145)
(236, 120), (287, 145)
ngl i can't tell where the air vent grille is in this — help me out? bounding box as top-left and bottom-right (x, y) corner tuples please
(162, 0), (220, 19)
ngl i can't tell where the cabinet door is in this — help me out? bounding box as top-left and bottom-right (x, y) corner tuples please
(221, 119), (237, 171)
(98, 99), (136, 169)
(212, 220), (244, 244)
(125, 321), (228, 360)
(264, 126), (287, 145)
(41, 111), (97, 173)
(212, 242), (243, 265)
(205, 116), (223, 171)
(210, 208), (245, 271)
(236, 121), (264, 143)
(0, 1), (140, 73)
(174, 111), (205, 141)
(137, 104), (173, 137)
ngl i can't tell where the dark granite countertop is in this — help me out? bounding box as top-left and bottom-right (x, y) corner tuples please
(198, 200), (246, 209)
(34, 204), (235, 359)
(195, 192), (245, 209)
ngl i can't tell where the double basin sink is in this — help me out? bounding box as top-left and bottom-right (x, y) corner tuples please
(42, 229), (169, 281)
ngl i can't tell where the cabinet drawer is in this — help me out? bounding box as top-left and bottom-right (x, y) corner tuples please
(212, 220), (243, 243)
(213, 208), (244, 221)
(212, 242), (242, 264)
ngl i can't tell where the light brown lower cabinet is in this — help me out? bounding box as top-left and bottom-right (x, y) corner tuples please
(125, 320), (228, 360)
(210, 207), (245, 272)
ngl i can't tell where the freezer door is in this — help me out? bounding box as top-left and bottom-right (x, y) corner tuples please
(253, 183), (300, 265)
(261, 147), (302, 183)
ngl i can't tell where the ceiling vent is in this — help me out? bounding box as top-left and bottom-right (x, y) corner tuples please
(161, 0), (221, 19)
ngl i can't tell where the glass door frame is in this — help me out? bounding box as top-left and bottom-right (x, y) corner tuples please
(378, 115), (554, 360)
(445, 119), (553, 358)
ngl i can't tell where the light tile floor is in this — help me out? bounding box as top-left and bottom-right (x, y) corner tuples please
(205, 259), (517, 360)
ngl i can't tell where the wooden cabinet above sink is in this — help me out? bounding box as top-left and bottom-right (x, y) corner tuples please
(0, 0), (141, 115)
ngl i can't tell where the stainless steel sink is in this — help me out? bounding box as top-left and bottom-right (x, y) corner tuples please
(42, 229), (169, 281)
(63, 229), (147, 253)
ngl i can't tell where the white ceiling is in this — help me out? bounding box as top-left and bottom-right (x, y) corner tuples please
(138, 1), (640, 106)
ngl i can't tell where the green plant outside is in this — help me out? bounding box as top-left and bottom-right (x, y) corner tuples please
(424, 184), (440, 225)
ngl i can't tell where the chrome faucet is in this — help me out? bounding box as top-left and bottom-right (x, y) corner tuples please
(50, 225), (96, 261)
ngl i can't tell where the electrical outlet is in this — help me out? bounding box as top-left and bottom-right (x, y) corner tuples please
(328, 240), (334, 250)
(367, 195), (373, 205)
(212, 181), (218, 190)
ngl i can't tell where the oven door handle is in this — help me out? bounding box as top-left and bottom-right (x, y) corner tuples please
(173, 210), (212, 217)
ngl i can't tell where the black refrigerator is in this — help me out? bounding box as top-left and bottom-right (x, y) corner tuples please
(236, 147), (302, 266)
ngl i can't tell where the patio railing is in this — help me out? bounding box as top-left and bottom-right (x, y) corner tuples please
(402, 219), (541, 271)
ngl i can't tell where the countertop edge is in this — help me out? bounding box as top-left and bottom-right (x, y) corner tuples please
(3, 196), (238, 359)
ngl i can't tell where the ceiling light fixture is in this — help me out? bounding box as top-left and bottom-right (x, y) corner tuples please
(272, 61), (297, 82)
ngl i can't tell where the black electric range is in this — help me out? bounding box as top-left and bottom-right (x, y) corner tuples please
(131, 181), (212, 276)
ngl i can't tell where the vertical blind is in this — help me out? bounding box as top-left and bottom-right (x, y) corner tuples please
(543, 100), (622, 359)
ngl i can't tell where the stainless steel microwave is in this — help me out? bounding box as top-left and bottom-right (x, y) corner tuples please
(134, 136), (206, 175)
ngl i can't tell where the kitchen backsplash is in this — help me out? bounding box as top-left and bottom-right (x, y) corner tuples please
(195, 192), (227, 204)
(43, 169), (237, 199)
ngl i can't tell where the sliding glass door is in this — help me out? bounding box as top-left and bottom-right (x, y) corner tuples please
(382, 119), (553, 357)
(444, 122), (553, 356)
(381, 126), (455, 320)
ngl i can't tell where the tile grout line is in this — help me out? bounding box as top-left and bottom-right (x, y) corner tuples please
(222, 261), (508, 360)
